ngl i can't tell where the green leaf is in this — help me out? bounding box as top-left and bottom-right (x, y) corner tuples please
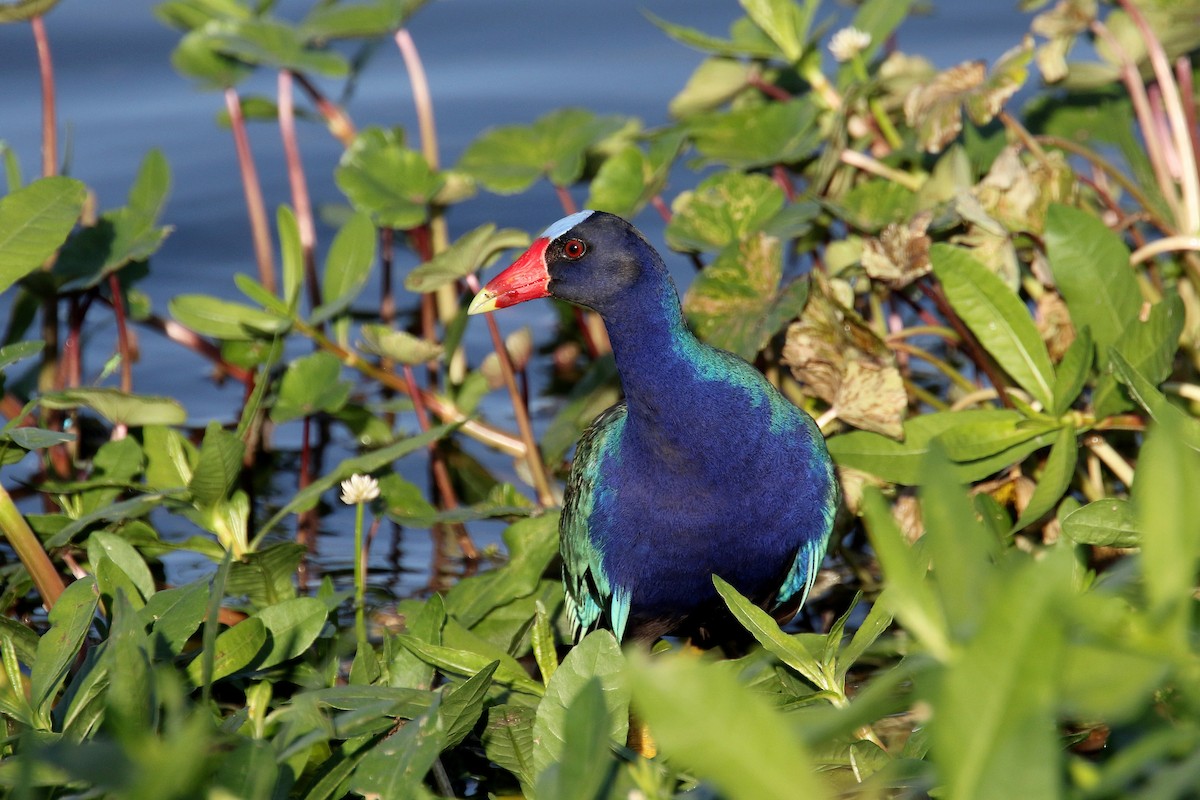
(860, 488), (950, 660)
(1061, 498), (1139, 548)
(645, 11), (780, 60)
(204, 17), (349, 76)
(138, 580), (209, 658)
(0, 176), (87, 295)
(395, 635), (544, 696)
(531, 631), (628, 779)
(359, 324), (443, 365)
(933, 414), (1057, 462)
(39, 388), (187, 427)
(270, 351), (351, 423)
(0, 339), (43, 371)
(459, 108), (630, 194)
(932, 243), (1055, 407)
(170, 293), (291, 340)
(252, 596), (328, 669)
(439, 661), (499, 748)
(1044, 204), (1139, 356)
(627, 649), (828, 800)
(299, 0), (421, 40)
(1134, 416), (1200, 641)
(1096, 292), (1186, 416)
(1050, 327), (1092, 417)
(686, 99), (821, 169)
(278, 205), (303, 307)
(170, 28), (253, 90)
(87, 531), (155, 601)
(4, 427), (75, 450)
(832, 179), (918, 232)
(684, 233), (808, 360)
(585, 132), (684, 217)
(932, 552), (1064, 800)
(30, 577), (98, 726)
(1012, 424), (1078, 531)
(311, 211), (376, 326)
(186, 617), (268, 684)
(0, 0), (61, 23)
(349, 695), (445, 798)
(483, 704), (537, 792)
(668, 58), (752, 117)
(404, 223), (529, 293)
(188, 420), (244, 506)
(714, 576), (826, 688)
(828, 409), (1057, 485)
(666, 171), (785, 253)
(1110, 350), (1200, 451)
(740, 0), (810, 61)
(535, 678), (615, 800)
(335, 128), (442, 229)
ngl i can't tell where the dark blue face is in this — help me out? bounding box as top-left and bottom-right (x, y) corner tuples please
(543, 211), (652, 314)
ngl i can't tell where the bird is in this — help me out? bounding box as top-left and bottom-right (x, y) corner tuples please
(468, 210), (839, 645)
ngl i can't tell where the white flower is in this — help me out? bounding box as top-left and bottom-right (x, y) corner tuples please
(829, 27), (872, 63)
(340, 473), (380, 505)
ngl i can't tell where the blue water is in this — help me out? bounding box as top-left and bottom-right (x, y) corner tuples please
(0, 0), (1032, 590)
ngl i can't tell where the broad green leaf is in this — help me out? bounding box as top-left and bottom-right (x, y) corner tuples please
(860, 488), (950, 660)
(270, 351), (351, 423)
(204, 17), (349, 76)
(586, 130), (685, 217)
(87, 531), (155, 601)
(439, 661), (499, 748)
(666, 171), (785, 253)
(932, 553), (1064, 800)
(405, 224), (529, 294)
(833, 179), (918, 233)
(835, 598), (894, 682)
(668, 57), (752, 118)
(936, 415), (1058, 461)
(188, 420), (244, 506)
(829, 409), (1056, 485)
(714, 576), (826, 688)
(1012, 424), (1078, 532)
(186, 617), (268, 684)
(39, 388), (186, 427)
(483, 704), (537, 793)
(335, 128), (442, 229)
(170, 293), (290, 340)
(311, 211), (376, 327)
(170, 27), (253, 89)
(30, 577), (98, 726)
(299, 0), (421, 40)
(1095, 292), (1186, 417)
(686, 99), (821, 169)
(1061, 498), (1139, 548)
(44, 493), (173, 549)
(685, 233), (809, 360)
(0, 176), (86, 295)
(628, 650), (828, 800)
(932, 243), (1055, 408)
(459, 108), (630, 194)
(138, 580), (209, 658)
(359, 324), (443, 365)
(349, 695), (444, 798)
(1110, 350), (1200, 451)
(535, 678), (615, 800)
(234, 273), (290, 316)
(531, 631), (628, 779)
(225, 543), (305, 608)
(1134, 417), (1200, 642)
(0, 339), (43, 371)
(4, 427), (74, 450)
(740, 0), (809, 61)
(252, 596), (328, 669)
(0, 0), (60, 22)
(1044, 204), (1139, 356)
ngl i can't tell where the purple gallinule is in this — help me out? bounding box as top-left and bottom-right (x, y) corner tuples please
(469, 211), (838, 643)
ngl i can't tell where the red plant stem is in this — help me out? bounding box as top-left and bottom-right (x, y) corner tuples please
(31, 15), (56, 177)
(749, 74), (792, 102)
(293, 72), (356, 147)
(107, 275), (133, 394)
(1175, 58), (1200, 179)
(224, 87), (276, 294)
(297, 416), (317, 555)
(402, 364), (477, 560)
(380, 227), (396, 326)
(465, 274), (556, 506)
(555, 185), (578, 215)
(278, 70), (321, 310)
(772, 164), (797, 202)
(651, 195), (672, 223)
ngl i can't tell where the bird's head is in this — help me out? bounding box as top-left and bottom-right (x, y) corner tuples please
(468, 210), (663, 316)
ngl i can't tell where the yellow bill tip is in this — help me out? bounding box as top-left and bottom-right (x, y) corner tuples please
(467, 288), (500, 315)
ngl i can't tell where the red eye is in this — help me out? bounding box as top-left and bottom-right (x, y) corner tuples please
(562, 239), (587, 260)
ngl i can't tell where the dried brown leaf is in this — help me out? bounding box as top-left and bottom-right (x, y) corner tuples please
(861, 211), (933, 288)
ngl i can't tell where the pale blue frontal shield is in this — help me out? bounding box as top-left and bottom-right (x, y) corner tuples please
(540, 210), (595, 241)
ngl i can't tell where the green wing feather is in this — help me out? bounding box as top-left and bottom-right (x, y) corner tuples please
(561, 403), (629, 641)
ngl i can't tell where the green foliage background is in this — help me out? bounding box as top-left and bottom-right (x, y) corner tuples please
(2, 0), (1200, 797)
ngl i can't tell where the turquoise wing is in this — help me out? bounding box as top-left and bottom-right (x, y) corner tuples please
(775, 455), (839, 611)
(560, 403), (631, 641)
